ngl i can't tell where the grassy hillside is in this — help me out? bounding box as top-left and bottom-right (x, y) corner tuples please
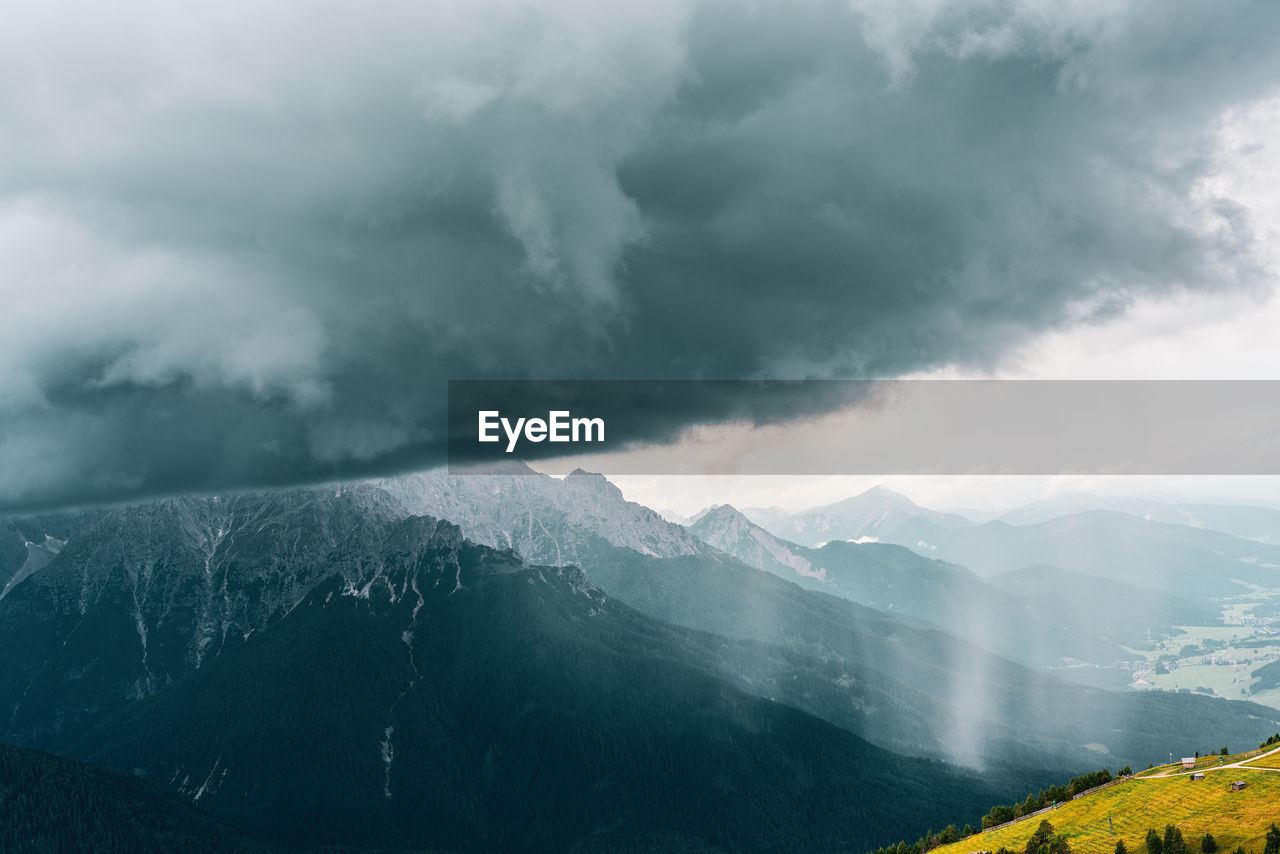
(1243, 753), (1280, 770)
(931, 758), (1280, 854)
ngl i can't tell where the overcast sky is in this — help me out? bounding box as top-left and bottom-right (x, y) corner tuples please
(3, 0), (1280, 512)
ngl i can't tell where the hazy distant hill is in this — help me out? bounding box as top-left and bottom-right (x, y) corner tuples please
(744, 491), (1280, 600)
(741, 485), (973, 548)
(922, 510), (1280, 598)
(989, 564), (1222, 650)
(1251, 658), (1280, 694)
(1000, 494), (1280, 544)
(574, 542), (1280, 773)
(687, 503), (1130, 666)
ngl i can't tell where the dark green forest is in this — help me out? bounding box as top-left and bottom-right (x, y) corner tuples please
(0, 741), (272, 854)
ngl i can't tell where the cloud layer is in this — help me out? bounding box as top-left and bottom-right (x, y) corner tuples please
(2, 0), (1278, 509)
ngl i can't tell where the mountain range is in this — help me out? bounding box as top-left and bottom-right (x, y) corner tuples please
(70, 517), (1007, 853)
(742, 486), (973, 550)
(998, 493), (1280, 543)
(4, 471), (1280, 851)
(741, 489), (1280, 600)
(685, 504), (1211, 663)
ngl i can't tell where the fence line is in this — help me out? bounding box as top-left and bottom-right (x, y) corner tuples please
(1071, 775), (1130, 800)
(973, 775), (1133, 841)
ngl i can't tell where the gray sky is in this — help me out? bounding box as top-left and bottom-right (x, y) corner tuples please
(3, 0), (1280, 511)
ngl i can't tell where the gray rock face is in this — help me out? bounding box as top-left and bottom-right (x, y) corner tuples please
(375, 465), (711, 567)
(0, 466), (704, 749)
(0, 485), (407, 747)
(688, 503), (819, 579)
(0, 512), (95, 600)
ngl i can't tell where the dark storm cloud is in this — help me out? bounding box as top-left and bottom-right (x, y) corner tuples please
(1, 0), (1278, 509)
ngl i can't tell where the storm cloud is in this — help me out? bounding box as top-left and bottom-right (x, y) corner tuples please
(2, 0), (1278, 510)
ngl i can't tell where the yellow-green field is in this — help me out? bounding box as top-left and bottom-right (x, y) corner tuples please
(931, 772), (1280, 854)
(1242, 753), (1280, 770)
(1178, 755), (1238, 772)
(1133, 747), (1272, 777)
